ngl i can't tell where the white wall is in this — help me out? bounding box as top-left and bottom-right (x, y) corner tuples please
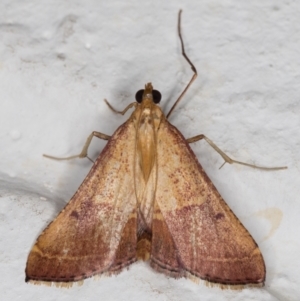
(0, 1), (299, 300)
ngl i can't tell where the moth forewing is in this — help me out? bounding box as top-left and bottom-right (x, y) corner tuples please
(26, 120), (139, 283)
(149, 116), (265, 286)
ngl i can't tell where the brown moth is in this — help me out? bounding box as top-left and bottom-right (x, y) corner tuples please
(25, 10), (286, 288)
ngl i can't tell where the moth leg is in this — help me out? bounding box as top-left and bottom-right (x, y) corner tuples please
(104, 99), (137, 115)
(43, 131), (111, 163)
(187, 134), (287, 171)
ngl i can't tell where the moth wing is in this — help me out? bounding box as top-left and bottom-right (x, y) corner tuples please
(151, 121), (265, 287)
(26, 121), (137, 284)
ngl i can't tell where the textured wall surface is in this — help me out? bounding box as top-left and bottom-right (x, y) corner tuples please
(0, 1), (299, 300)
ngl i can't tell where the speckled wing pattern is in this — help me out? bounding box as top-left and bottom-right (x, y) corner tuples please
(26, 121), (138, 283)
(151, 120), (265, 287)
(26, 83), (265, 288)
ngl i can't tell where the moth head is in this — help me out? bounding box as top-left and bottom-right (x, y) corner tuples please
(135, 83), (162, 104)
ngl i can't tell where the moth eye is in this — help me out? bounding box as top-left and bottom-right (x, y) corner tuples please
(135, 89), (161, 103)
(135, 89), (144, 103)
(152, 90), (161, 104)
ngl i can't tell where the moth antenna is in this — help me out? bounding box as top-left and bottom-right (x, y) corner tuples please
(166, 9), (198, 119)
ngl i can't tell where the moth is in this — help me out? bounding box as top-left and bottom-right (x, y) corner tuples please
(26, 10), (286, 288)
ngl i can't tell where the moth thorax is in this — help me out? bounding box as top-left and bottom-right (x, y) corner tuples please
(137, 116), (156, 182)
